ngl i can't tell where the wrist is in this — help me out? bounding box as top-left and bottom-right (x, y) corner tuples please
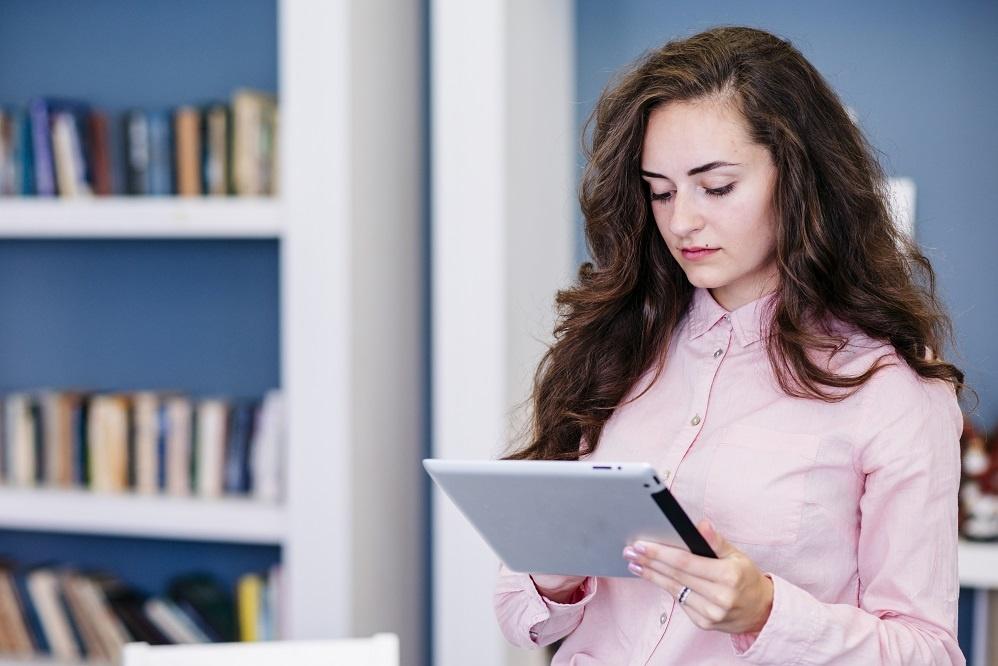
(747, 574), (774, 633)
(530, 574), (586, 604)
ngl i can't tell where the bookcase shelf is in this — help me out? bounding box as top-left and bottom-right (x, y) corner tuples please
(0, 0), (424, 661)
(0, 199), (283, 238)
(0, 487), (285, 545)
(0, 658), (108, 666)
(959, 540), (998, 589)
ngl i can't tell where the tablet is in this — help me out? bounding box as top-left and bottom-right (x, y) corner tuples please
(424, 459), (716, 577)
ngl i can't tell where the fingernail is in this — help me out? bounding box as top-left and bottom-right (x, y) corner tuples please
(634, 542), (648, 554)
(628, 562), (643, 575)
(623, 546), (637, 560)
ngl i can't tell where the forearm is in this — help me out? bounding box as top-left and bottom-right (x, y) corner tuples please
(732, 574), (963, 665)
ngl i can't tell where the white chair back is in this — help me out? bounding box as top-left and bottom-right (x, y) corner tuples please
(122, 633), (399, 666)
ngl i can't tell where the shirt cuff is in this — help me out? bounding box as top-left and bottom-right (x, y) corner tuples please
(525, 576), (599, 645)
(731, 573), (821, 664)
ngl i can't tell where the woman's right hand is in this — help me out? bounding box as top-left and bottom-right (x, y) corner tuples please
(530, 574), (588, 604)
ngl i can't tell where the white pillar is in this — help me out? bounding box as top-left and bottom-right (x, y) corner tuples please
(431, 1), (575, 665)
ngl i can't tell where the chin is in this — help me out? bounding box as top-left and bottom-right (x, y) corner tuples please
(681, 268), (729, 290)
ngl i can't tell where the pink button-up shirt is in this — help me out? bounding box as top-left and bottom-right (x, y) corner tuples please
(495, 287), (964, 665)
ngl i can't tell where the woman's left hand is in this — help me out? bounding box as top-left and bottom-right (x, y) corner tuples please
(622, 519), (774, 635)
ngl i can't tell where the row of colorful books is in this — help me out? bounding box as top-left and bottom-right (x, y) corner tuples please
(0, 89), (278, 198)
(0, 562), (281, 661)
(0, 390), (283, 501)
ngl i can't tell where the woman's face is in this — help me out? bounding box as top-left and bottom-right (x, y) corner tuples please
(641, 99), (779, 311)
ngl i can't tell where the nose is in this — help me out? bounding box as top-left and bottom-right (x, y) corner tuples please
(668, 188), (703, 238)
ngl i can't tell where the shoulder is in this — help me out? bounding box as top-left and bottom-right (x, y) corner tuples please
(829, 330), (963, 470)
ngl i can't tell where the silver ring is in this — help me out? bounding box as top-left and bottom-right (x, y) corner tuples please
(678, 585), (691, 605)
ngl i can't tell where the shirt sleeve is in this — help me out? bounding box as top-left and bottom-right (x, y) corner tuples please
(493, 563), (599, 649)
(730, 366), (965, 665)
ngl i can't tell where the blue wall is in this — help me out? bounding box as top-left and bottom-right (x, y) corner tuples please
(0, 0), (277, 109)
(576, 0), (998, 425)
(0, 240), (280, 397)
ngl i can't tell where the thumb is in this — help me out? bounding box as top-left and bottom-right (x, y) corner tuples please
(698, 518), (736, 557)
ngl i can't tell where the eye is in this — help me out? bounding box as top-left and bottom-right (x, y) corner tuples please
(650, 191), (673, 203)
(705, 183), (735, 197)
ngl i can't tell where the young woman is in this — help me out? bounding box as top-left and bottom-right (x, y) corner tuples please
(495, 26), (966, 665)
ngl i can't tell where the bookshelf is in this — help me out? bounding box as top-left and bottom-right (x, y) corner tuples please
(0, 1), (424, 664)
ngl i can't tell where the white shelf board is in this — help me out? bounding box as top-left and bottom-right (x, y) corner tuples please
(0, 486), (286, 545)
(0, 654), (111, 666)
(959, 539), (998, 589)
(0, 198), (284, 238)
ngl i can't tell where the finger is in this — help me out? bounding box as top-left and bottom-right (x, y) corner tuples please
(698, 518), (737, 558)
(675, 593), (721, 631)
(632, 540), (730, 584)
(638, 556), (731, 607)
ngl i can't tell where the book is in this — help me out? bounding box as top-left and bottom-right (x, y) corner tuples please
(175, 106), (202, 196)
(133, 392), (160, 494)
(202, 104), (230, 196)
(195, 398), (228, 498)
(86, 111), (113, 196)
(26, 568), (81, 660)
(60, 571), (109, 660)
(147, 111), (173, 195)
(0, 565), (34, 655)
(144, 598), (208, 644)
(223, 401), (256, 494)
(42, 99), (93, 197)
(165, 395), (193, 496)
(72, 574), (131, 659)
(87, 394), (130, 492)
(13, 570), (48, 654)
(124, 110), (150, 195)
(251, 390), (284, 502)
(29, 397), (45, 485)
(236, 573), (262, 642)
(93, 574), (169, 646)
(232, 89), (277, 196)
(167, 574), (236, 642)
(27, 98), (56, 196)
(0, 109), (26, 196)
(5, 394), (37, 487)
(40, 391), (74, 487)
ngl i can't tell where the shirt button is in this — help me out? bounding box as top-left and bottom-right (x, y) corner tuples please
(691, 415), (701, 426)
(660, 611), (668, 625)
(713, 348), (723, 358)
(662, 469), (671, 481)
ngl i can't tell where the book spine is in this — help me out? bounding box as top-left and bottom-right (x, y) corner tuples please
(124, 110), (150, 195)
(13, 571), (48, 654)
(20, 109), (35, 194)
(87, 111), (113, 196)
(0, 569), (35, 655)
(175, 107), (202, 196)
(236, 573), (261, 642)
(51, 112), (78, 196)
(27, 98), (55, 196)
(147, 111), (173, 195)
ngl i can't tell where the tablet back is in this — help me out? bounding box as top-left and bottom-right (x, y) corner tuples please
(424, 459), (710, 577)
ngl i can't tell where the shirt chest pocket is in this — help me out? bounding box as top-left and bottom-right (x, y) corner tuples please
(703, 424), (821, 546)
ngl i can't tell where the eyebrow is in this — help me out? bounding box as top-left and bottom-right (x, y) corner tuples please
(640, 161), (742, 179)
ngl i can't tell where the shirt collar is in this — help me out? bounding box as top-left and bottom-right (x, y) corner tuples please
(687, 287), (777, 347)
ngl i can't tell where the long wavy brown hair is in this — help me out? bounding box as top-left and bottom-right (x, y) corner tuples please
(507, 26), (965, 461)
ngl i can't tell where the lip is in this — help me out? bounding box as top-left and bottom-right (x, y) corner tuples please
(681, 247), (720, 261)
